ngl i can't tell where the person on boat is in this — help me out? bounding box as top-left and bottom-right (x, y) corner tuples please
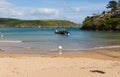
(62, 26), (66, 31)
(55, 26), (70, 35)
(55, 29), (59, 32)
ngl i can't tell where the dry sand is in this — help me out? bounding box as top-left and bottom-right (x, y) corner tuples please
(0, 48), (120, 77)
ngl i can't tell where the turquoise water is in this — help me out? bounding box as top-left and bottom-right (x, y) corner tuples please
(0, 28), (120, 52)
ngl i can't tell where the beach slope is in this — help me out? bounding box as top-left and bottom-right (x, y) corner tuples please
(0, 54), (120, 77)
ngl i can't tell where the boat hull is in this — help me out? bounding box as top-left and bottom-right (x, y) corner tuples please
(55, 30), (70, 35)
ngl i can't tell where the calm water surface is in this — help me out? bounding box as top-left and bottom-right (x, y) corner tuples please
(0, 28), (120, 53)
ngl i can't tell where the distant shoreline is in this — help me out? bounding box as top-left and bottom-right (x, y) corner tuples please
(0, 18), (79, 28)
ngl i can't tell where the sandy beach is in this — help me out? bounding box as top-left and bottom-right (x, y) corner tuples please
(0, 0), (120, 76)
(0, 48), (120, 77)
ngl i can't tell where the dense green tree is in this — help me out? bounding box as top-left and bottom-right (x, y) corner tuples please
(106, 0), (118, 12)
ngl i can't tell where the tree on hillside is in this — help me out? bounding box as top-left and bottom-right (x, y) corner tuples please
(106, 0), (118, 12)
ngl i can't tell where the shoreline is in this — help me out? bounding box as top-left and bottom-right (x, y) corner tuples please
(0, 48), (120, 77)
(0, 48), (120, 61)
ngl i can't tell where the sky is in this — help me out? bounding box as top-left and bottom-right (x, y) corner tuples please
(0, 0), (111, 23)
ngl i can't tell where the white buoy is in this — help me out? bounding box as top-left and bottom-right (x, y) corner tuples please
(58, 46), (63, 54)
(0, 35), (3, 38)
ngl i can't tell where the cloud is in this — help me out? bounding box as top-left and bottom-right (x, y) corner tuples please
(28, 8), (59, 17)
(0, 7), (59, 20)
(62, 3), (106, 12)
(0, 0), (59, 19)
(0, 0), (12, 8)
(0, 0), (107, 23)
(59, 3), (107, 23)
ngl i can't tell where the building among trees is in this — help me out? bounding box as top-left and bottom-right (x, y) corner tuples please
(118, 0), (120, 6)
(115, 0), (120, 17)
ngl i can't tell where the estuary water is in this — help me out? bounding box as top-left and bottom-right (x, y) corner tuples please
(0, 28), (120, 54)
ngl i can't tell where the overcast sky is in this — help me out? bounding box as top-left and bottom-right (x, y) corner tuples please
(0, 0), (110, 23)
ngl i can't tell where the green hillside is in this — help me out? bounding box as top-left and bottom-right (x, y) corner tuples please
(81, 14), (120, 31)
(0, 18), (78, 28)
(81, 0), (120, 31)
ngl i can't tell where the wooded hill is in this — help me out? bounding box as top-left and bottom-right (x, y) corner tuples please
(0, 18), (78, 28)
(81, 0), (120, 31)
(81, 14), (120, 31)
